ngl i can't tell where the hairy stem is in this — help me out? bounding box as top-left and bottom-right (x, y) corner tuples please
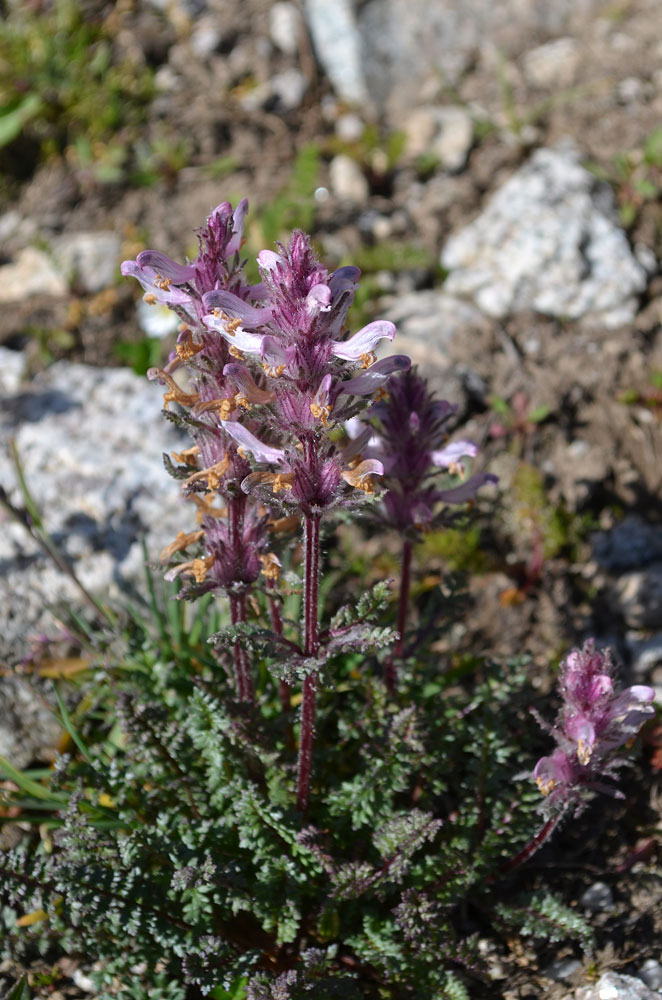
(497, 810), (565, 876)
(296, 511), (321, 813)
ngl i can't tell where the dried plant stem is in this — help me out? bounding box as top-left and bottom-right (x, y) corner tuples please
(227, 494), (253, 703)
(296, 511), (321, 813)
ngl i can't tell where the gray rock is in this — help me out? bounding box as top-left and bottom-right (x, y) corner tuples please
(627, 634), (662, 677)
(441, 146), (647, 327)
(269, 1), (302, 56)
(0, 247), (68, 303)
(357, 0), (603, 122)
(612, 564), (662, 629)
(574, 971), (659, 1000)
(329, 154), (369, 203)
(523, 37), (581, 88)
(592, 516), (662, 571)
(404, 106), (474, 173)
(304, 0), (370, 107)
(579, 881), (613, 912)
(637, 960), (662, 991)
(0, 351), (188, 664)
(51, 231), (122, 293)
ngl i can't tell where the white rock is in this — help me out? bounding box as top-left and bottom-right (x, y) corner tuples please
(523, 37), (580, 88)
(270, 68), (307, 110)
(441, 145), (647, 327)
(304, 0), (370, 106)
(51, 231), (122, 293)
(190, 16), (222, 58)
(0, 346), (26, 395)
(335, 112), (365, 143)
(404, 106), (474, 172)
(329, 154), (369, 203)
(0, 356), (188, 665)
(269, 1), (302, 55)
(0, 247), (67, 302)
(575, 970), (659, 999)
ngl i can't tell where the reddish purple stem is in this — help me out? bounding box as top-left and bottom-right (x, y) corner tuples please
(497, 811), (564, 876)
(296, 511), (321, 813)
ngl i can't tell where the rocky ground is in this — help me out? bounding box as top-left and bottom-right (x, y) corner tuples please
(3, 0), (662, 997)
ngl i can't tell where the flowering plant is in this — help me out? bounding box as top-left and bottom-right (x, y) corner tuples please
(0, 200), (656, 1000)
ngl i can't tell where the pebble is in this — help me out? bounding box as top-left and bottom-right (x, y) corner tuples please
(544, 956), (583, 981)
(611, 563), (662, 630)
(269, 1), (301, 55)
(51, 232), (121, 293)
(335, 112), (365, 143)
(329, 154), (369, 203)
(579, 881), (614, 912)
(627, 634), (662, 677)
(637, 960), (662, 991)
(189, 16), (222, 58)
(304, 0), (370, 107)
(404, 106), (474, 173)
(441, 145), (647, 327)
(270, 68), (307, 111)
(0, 246), (68, 302)
(523, 37), (581, 88)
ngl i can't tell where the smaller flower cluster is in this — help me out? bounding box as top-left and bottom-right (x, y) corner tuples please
(534, 640), (655, 812)
(361, 367), (497, 534)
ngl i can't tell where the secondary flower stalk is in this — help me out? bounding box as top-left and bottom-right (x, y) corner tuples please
(365, 368), (497, 690)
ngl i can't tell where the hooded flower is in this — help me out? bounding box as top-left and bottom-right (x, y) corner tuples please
(202, 231), (409, 431)
(534, 640), (655, 812)
(361, 367), (497, 533)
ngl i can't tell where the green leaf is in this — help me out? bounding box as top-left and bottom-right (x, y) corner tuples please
(5, 975), (32, 1000)
(52, 683), (92, 764)
(0, 753), (68, 804)
(209, 977), (247, 1000)
(0, 94), (43, 148)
